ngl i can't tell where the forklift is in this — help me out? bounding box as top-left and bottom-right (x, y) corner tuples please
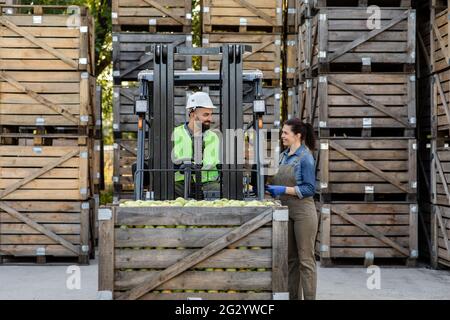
(133, 44), (270, 201)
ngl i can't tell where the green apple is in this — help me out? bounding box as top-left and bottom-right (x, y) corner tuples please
(120, 225), (128, 230)
(205, 268), (214, 272)
(156, 247), (165, 250)
(184, 290), (195, 293)
(225, 268), (237, 272)
(227, 290), (237, 294)
(207, 290), (218, 293)
(161, 290), (172, 294)
(173, 289), (183, 293)
(176, 247), (185, 250)
(144, 225), (154, 229)
(125, 268), (133, 272)
(156, 226), (166, 229)
(176, 225), (187, 229)
(238, 246), (247, 250)
(214, 268), (224, 272)
(257, 268), (266, 272)
(250, 246), (261, 250)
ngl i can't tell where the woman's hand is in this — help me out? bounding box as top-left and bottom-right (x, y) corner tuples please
(265, 185), (286, 197)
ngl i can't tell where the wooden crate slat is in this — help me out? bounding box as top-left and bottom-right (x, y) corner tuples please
(114, 270), (272, 291)
(99, 205), (288, 300)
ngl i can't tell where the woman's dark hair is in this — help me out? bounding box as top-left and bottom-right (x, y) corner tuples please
(283, 118), (316, 151)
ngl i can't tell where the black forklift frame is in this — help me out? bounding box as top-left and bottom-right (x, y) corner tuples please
(134, 44), (266, 201)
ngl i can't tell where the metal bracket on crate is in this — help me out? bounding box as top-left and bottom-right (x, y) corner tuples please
(409, 117), (416, 125)
(273, 292), (289, 300)
(81, 202), (90, 210)
(33, 147), (42, 154)
(98, 208), (112, 221)
(320, 142), (328, 150)
(97, 291), (113, 300)
(35, 117), (45, 126)
(32, 16), (42, 24)
(79, 58), (87, 65)
(36, 247), (46, 256)
(321, 207), (331, 215)
(273, 209), (289, 222)
(410, 250), (418, 259)
(365, 186), (374, 194)
(363, 118), (372, 128)
(320, 182), (328, 189)
(410, 204), (418, 214)
(320, 245), (329, 252)
(81, 245), (89, 253)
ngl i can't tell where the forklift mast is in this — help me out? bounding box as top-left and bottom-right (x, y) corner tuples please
(134, 44), (266, 201)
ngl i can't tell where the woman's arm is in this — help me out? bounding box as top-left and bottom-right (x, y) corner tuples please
(292, 155), (316, 199)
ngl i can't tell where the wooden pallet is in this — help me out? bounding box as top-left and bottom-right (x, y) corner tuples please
(300, 73), (416, 136)
(299, 8), (416, 73)
(202, 33), (282, 81)
(112, 0), (192, 33)
(285, 0), (296, 33)
(431, 4), (450, 74)
(431, 143), (450, 206)
(0, 200), (94, 265)
(318, 138), (417, 202)
(112, 33), (192, 83)
(98, 205), (288, 300)
(202, 0), (282, 33)
(430, 204), (450, 269)
(316, 201), (418, 267)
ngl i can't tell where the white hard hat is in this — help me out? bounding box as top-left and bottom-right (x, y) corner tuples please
(186, 92), (216, 110)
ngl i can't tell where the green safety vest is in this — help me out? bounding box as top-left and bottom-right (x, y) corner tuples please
(173, 124), (220, 183)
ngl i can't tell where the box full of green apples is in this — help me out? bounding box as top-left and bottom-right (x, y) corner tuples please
(98, 199), (289, 300)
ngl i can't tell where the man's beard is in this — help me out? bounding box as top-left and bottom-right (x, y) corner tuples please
(202, 122), (211, 131)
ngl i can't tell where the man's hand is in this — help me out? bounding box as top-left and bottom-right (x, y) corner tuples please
(265, 185), (286, 198)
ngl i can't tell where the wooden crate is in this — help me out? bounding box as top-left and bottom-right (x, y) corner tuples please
(112, 33), (192, 83)
(112, 0), (192, 32)
(431, 143), (450, 206)
(285, 34), (298, 82)
(316, 202), (418, 266)
(431, 204), (450, 268)
(431, 1), (450, 74)
(112, 138), (145, 203)
(0, 145), (90, 201)
(0, 4), (95, 74)
(0, 200), (93, 264)
(0, 71), (96, 128)
(113, 85), (188, 133)
(202, 33), (282, 81)
(305, 73), (416, 136)
(299, 8), (416, 73)
(98, 205), (288, 300)
(202, 0), (282, 33)
(286, 0), (296, 33)
(208, 87), (282, 129)
(318, 138), (417, 202)
(433, 70), (450, 133)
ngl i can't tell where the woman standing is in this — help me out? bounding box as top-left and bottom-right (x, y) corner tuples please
(265, 118), (318, 300)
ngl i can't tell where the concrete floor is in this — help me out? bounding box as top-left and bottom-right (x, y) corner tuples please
(0, 260), (449, 300)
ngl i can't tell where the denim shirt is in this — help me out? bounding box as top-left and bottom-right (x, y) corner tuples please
(279, 144), (316, 199)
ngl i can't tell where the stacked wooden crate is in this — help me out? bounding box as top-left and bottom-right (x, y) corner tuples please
(201, 0), (283, 130)
(0, 4), (99, 264)
(430, 0), (450, 269)
(112, 0), (192, 203)
(98, 204), (288, 300)
(293, 1), (419, 266)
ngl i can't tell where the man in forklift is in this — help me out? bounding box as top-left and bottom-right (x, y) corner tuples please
(172, 91), (221, 198)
